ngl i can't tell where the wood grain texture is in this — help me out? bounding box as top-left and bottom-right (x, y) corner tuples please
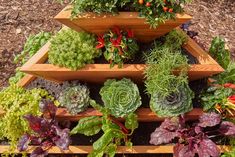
(54, 5), (192, 42)
(56, 108), (204, 122)
(20, 27), (224, 83)
(0, 145), (231, 154)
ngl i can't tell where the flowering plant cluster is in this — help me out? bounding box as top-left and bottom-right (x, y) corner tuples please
(96, 27), (139, 68)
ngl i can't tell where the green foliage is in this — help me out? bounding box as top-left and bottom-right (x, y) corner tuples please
(48, 29), (101, 70)
(59, 84), (90, 115)
(100, 78), (142, 118)
(209, 36), (231, 69)
(133, 0), (192, 28)
(215, 62), (235, 84)
(145, 29), (193, 117)
(71, 99), (138, 157)
(0, 84), (52, 150)
(70, 116), (102, 136)
(59, 0), (131, 18)
(9, 32), (51, 84)
(150, 83), (193, 117)
(201, 86), (234, 112)
(97, 27), (139, 68)
(221, 138), (235, 157)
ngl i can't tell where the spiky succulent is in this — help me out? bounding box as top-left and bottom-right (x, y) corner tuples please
(59, 84), (90, 115)
(150, 83), (193, 117)
(100, 78), (142, 118)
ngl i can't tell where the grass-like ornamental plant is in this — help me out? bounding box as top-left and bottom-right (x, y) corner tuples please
(145, 29), (194, 117)
(0, 84), (53, 151)
(48, 29), (101, 70)
(96, 27), (139, 68)
(150, 112), (235, 157)
(100, 78), (142, 118)
(59, 84), (90, 115)
(71, 100), (139, 157)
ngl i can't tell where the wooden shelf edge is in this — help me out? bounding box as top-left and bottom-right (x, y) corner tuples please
(56, 108), (203, 122)
(55, 5), (192, 20)
(0, 145), (231, 154)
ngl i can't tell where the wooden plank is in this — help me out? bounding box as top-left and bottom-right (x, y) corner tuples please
(55, 5), (192, 42)
(0, 145), (231, 154)
(17, 74), (36, 88)
(56, 108), (203, 122)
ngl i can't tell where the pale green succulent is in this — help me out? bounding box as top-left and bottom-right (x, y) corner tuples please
(59, 84), (90, 115)
(100, 78), (142, 118)
(150, 83), (194, 117)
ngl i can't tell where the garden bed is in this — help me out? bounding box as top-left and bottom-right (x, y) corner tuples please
(20, 30), (224, 83)
(54, 6), (192, 43)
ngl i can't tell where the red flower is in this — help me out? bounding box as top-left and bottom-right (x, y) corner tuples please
(126, 29), (134, 38)
(223, 83), (235, 89)
(228, 95), (235, 104)
(96, 35), (105, 49)
(112, 26), (121, 36)
(110, 34), (122, 47)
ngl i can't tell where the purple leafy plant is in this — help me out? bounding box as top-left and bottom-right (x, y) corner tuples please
(18, 100), (71, 157)
(150, 112), (235, 157)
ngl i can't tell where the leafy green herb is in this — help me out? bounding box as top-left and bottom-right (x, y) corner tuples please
(0, 84), (53, 150)
(100, 78), (142, 118)
(48, 29), (101, 70)
(71, 91), (139, 156)
(58, 0), (131, 18)
(9, 32), (51, 84)
(59, 84), (90, 115)
(209, 36), (231, 69)
(145, 29), (194, 117)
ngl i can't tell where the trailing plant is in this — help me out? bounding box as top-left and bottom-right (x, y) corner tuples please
(0, 84), (53, 150)
(96, 27), (139, 68)
(48, 29), (101, 70)
(150, 112), (235, 157)
(9, 32), (51, 84)
(100, 78), (142, 118)
(209, 36), (231, 69)
(58, 0), (131, 18)
(18, 100), (70, 157)
(71, 100), (138, 157)
(133, 0), (191, 28)
(59, 83), (90, 115)
(145, 29), (193, 117)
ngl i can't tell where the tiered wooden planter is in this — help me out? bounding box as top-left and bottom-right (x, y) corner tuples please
(55, 6), (193, 43)
(1, 5), (229, 156)
(20, 33), (224, 83)
(0, 75), (232, 155)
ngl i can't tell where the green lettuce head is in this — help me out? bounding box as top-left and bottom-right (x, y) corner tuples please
(150, 83), (194, 117)
(100, 78), (142, 118)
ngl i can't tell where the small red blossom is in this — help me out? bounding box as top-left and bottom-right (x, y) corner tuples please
(110, 34), (122, 47)
(96, 35), (105, 49)
(223, 83), (235, 89)
(112, 26), (121, 36)
(127, 29), (134, 38)
(228, 95), (235, 104)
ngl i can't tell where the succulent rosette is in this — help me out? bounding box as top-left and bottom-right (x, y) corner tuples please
(59, 84), (90, 115)
(100, 78), (142, 118)
(150, 83), (193, 117)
